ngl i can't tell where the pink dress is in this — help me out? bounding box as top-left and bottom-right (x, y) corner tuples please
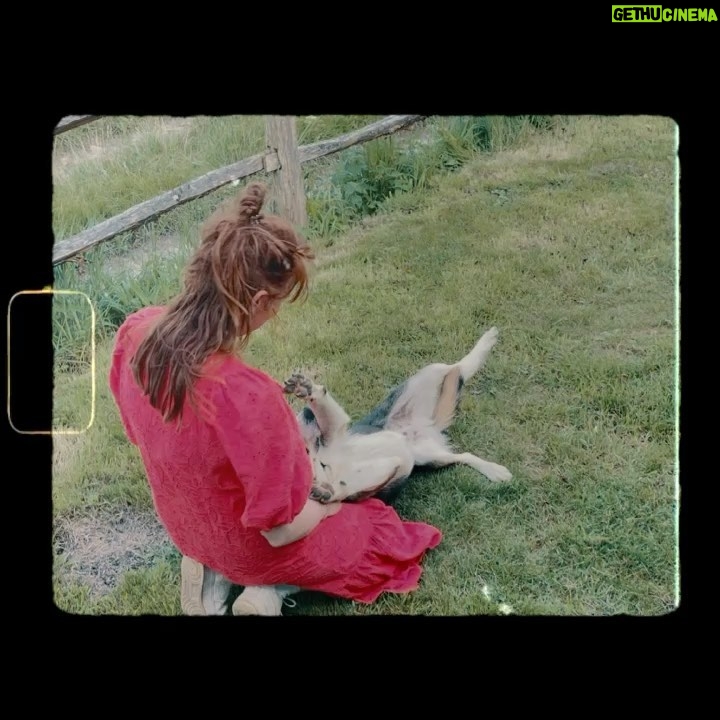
(108, 307), (442, 603)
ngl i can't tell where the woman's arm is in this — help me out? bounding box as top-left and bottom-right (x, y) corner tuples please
(261, 498), (342, 548)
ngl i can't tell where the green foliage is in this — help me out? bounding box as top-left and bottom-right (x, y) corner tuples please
(330, 138), (428, 218)
(308, 116), (560, 232)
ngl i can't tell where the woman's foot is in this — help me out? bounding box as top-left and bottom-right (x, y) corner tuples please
(232, 586), (297, 616)
(180, 556), (233, 615)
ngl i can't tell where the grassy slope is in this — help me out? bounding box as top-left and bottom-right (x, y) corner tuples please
(53, 115), (677, 615)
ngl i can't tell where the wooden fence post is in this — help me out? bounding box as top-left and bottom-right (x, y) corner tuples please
(264, 116), (308, 228)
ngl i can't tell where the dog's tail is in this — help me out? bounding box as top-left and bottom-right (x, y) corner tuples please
(457, 326), (499, 382)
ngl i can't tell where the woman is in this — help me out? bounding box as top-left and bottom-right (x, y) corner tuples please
(109, 182), (442, 615)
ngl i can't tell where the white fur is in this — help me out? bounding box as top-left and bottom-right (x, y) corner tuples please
(288, 327), (512, 503)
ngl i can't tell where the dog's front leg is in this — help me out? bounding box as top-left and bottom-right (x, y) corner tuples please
(283, 373), (351, 445)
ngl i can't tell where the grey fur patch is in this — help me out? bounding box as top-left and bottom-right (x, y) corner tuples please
(349, 381), (408, 435)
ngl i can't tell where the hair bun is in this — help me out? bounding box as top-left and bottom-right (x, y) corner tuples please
(237, 182), (267, 221)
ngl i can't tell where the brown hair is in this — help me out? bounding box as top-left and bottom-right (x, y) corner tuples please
(130, 182), (315, 422)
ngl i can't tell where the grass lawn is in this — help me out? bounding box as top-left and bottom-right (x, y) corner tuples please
(52, 115), (678, 615)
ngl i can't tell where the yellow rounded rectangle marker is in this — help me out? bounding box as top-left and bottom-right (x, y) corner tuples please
(7, 287), (95, 435)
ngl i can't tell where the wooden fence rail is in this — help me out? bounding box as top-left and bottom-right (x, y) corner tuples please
(52, 114), (425, 265)
(54, 115), (102, 134)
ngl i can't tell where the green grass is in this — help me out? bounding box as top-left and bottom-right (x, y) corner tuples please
(52, 115), (678, 616)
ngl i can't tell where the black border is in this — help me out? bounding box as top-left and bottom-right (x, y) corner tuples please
(10, 19), (703, 656)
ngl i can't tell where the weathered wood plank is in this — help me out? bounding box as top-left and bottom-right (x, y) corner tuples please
(299, 115), (425, 163)
(53, 114), (427, 264)
(54, 116), (101, 134)
(265, 116), (307, 227)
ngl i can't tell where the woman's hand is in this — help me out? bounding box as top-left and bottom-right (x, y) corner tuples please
(261, 498), (340, 548)
(323, 501), (343, 518)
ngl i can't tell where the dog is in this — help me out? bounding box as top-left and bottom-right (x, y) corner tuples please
(283, 327), (512, 504)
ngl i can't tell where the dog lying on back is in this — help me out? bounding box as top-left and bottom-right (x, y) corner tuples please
(283, 327), (512, 504)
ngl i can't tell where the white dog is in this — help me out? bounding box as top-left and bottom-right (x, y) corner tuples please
(283, 327), (512, 504)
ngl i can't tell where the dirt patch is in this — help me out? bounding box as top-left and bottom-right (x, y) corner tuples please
(52, 433), (86, 478)
(103, 232), (187, 279)
(53, 506), (174, 598)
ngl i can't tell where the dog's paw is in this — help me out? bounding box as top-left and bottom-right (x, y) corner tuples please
(483, 326), (499, 346)
(283, 373), (315, 399)
(485, 462), (512, 482)
(310, 482), (337, 504)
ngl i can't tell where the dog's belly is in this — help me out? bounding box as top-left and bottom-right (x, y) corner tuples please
(342, 430), (414, 469)
(399, 426), (451, 467)
(350, 422), (451, 469)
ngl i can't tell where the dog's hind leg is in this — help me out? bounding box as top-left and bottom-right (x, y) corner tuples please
(421, 326), (500, 431)
(456, 326), (499, 382)
(385, 328), (500, 433)
(427, 450), (512, 483)
(432, 365), (462, 432)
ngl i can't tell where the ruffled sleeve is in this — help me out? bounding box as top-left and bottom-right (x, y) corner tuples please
(211, 362), (313, 533)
